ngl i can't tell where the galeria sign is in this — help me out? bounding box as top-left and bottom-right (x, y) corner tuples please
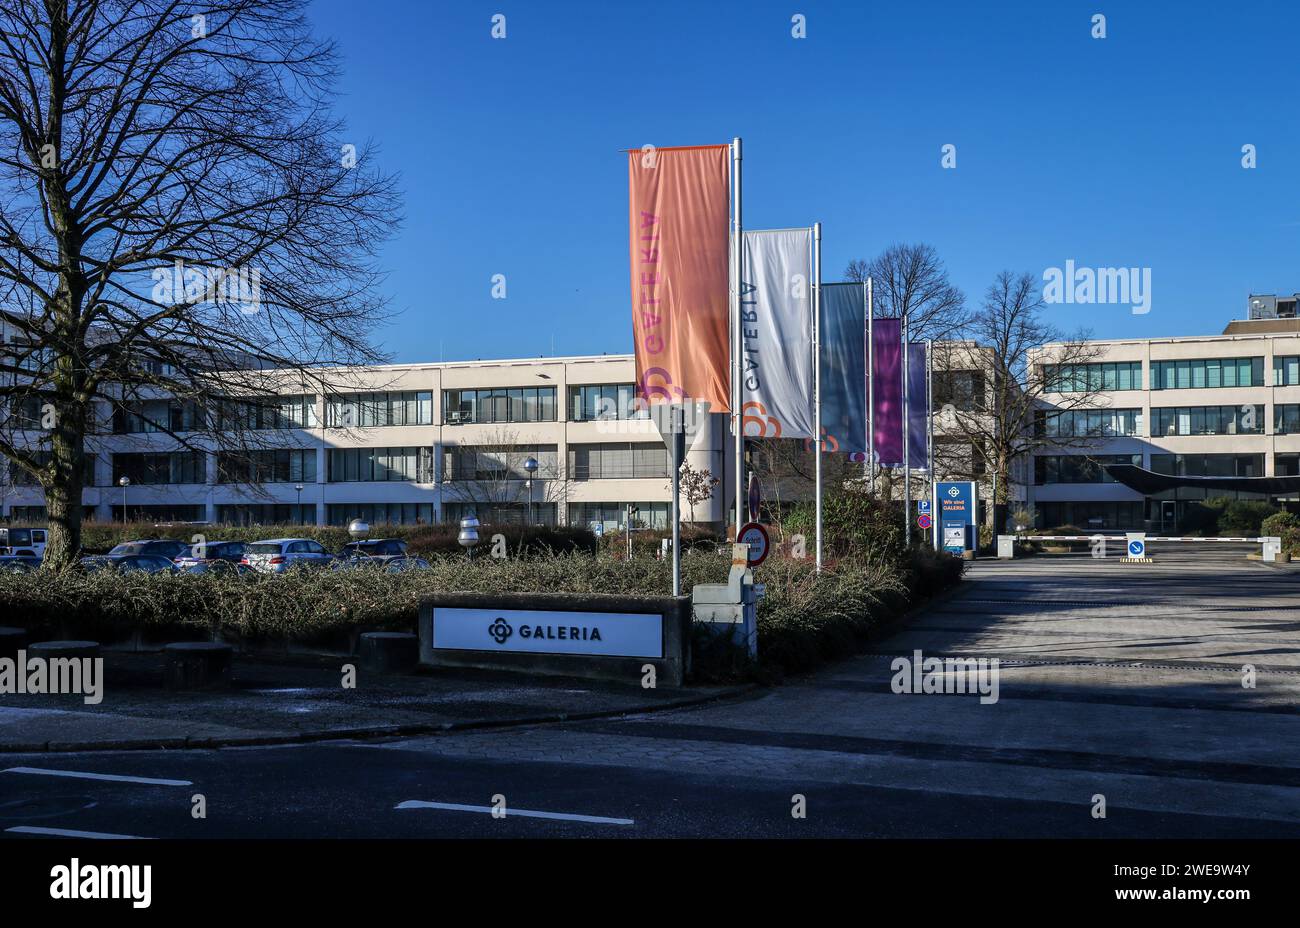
(432, 607), (664, 659)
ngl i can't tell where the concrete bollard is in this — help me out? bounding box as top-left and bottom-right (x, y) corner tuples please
(358, 632), (419, 674)
(28, 640), (100, 661)
(0, 627), (27, 660)
(163, 642), (233, 691)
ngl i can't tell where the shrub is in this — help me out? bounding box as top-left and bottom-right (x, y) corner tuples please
(1261, 510), (1300, 556)
(783, 488), (906, 566)
(1217, 500), (1277, 537)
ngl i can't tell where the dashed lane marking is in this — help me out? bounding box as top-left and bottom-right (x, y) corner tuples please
(395, 800), (633, 825)
(2, 767), (192, 786)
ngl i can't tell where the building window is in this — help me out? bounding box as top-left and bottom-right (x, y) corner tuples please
(216, 395), (317, 430)
(325, 391), (432, 428)
(1034, 454), (1142, 485)
(1275, 357), (1300, 386)
(568, 443), (669, 480)
(112, 452), (205, 485)
(1038, 501), (1144, 531)
(569, 502), (670, 531)
(1275, 404), (1300, 435)
(442, 445), (558, 481)
(933, 370), (987, 410)
(1042, 362), (1142, 392)
(326, 503), (434, 526)
(1149, 453), (1264, 478)
(442, 387), (557, 424)
(1040, 408), (1143, 438)
(1151, 357), (1264, 389)
(326, 446), (435, 483)
(1150, 405), (1263, 436)
(217, 449), (317, 484)
(113, 399), (204, 434)
(568, 384), (647, 421)
(217, 504), (316, 525)
(442, 501), (556, 527)
(110, 504), (205, 522)
(8, 452), (96, 487)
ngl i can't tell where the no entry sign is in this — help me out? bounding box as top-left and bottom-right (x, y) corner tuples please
(737, 522), (770, 567)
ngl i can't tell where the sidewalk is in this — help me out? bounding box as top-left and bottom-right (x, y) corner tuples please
(0, 651), (749, 752)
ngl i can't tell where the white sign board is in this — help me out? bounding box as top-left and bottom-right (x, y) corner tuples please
(1125, 532), (1146, 558)
(431, 607), (663, 659)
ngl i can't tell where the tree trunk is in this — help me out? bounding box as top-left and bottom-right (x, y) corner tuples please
(43, 388), (87, 569)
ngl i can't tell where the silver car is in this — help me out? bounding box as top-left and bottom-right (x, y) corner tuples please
(240, 538), (334, 574)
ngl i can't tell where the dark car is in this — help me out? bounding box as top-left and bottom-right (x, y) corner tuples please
(178, 559), (255, 577)
(173, 540), (249, 570)
(0, 555), (43, 573)
(80, 554), (178, 574)
(107, 539), (191, 561)
(338, 538), (408, 559)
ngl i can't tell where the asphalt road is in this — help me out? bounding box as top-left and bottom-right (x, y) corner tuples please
(3, 549), (1298, 839)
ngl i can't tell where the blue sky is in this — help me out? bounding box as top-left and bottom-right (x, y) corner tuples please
(311, 0), (1300, 363)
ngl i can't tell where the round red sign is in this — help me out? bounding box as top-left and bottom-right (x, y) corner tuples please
(737, 522), (770, 567)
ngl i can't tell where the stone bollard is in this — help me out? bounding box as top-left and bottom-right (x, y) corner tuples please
(28, 640), (100, 661)
(0, 627), (27, 660)
(163, 642), (233, 691)
(358, 632), (419, 674)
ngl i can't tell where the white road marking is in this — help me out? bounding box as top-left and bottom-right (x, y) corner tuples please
(2, 766), (192, 786)
(7, 825), (150, 839)
(396, 799), (634, 825)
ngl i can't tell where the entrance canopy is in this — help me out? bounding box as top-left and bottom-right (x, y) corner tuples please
(1104, 463), (1300, 496)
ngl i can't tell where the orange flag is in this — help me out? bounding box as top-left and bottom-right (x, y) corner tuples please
(627, 144), (731, 411)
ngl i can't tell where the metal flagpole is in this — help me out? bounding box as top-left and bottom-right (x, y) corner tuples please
(813, 223), (823, 572)
(927, 338), (936, 550)
(903, 310), (911, 546)
(866, 278), (874, 492)
(731, 137), (744, 537)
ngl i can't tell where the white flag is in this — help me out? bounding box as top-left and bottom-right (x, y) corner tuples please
(740, 229), (814, 439)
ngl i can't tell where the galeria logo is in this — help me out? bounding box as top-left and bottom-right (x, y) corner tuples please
(488, 618), (513, 645)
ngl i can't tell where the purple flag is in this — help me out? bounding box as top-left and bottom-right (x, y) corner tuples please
(871, 318), (903, 466)
(908, 343), (929, 469)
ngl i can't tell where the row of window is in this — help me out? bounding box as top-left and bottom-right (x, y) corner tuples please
(1150, 405), (1263, 437)
(1034, 452), (1266, 484)
(1044, 356), (1300, 392)
(326, 392), (433, 428)
(1041, 409), (1143, 438)
(1035, 455), (1142, 485)
(1151, 357), (1265, 390)
(1043, 362), (1143, 393)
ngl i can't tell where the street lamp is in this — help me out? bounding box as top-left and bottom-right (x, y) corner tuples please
(118, 475), (130, 522)
(295, 483), (304, 523)
(458, 516), (480, 559)
(523, 455), (538, 524)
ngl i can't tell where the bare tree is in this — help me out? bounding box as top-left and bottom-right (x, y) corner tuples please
(441, 428), (566, 525)
(846, 243), (970, 341)
(946, 271), (1110, 534)
(0, 0), (400, 564)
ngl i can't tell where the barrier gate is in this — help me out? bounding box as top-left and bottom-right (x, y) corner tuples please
(997, 533), (1283, 562)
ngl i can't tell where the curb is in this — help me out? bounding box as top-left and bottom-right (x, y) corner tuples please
(0, 682), (758, 755)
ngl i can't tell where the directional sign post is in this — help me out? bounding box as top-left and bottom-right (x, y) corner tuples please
(1123, 531), (1151, 563)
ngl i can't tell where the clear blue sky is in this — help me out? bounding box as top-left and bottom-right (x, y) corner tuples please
(312, 0), (1300, 363)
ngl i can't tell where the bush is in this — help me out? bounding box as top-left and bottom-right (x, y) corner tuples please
(1217, 500), (1277, 537)
(783, 488), (906, 566)
(1261, 510), (1300, 556)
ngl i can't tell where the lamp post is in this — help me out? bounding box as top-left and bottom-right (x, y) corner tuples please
(295, 483), (304, 523)
(458, 516), (480, 559)
(523, 455), (538, 525)
(118, 475), (130, 522)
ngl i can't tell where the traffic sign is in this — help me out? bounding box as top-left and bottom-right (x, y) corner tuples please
(917, 500), (931, 514)
(737, 522), (770, 567)
(917, 513), (933, 530)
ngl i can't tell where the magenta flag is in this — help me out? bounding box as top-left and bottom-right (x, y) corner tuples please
(908, 343), (929, 469)
(871, 318), (903, 466)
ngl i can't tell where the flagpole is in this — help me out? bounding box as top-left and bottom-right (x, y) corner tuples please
(731, 137), (744, 536)
(927, 338), (936, 550)
(866, 277), (874, 493)
(813, 223), (823, 572)
(903, 310), (911, 546)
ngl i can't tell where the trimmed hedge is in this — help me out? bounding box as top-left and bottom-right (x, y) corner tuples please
(0, 544), (963, 679)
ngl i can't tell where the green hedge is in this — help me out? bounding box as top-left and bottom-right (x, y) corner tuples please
(0, 544), (964, 679)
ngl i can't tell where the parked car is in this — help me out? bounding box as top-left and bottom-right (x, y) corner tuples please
(79, 554), (178, 574)
(173, 540), (249, 570)
(241, 538), (334, 573)
(106, 539), (191, 561)
(338, 538), (409, 559)
(0, 555), (43, 572)
(0, 527), (47, 558)
(179, 559), (255, 577)
(383, 556), (431, 573)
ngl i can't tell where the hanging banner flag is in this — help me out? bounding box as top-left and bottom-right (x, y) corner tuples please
(740, 229), (814, 439)
(872, 317), (903, 466)
(908, 342), (929, 469)
(627, 144), (731, 411)
(819, 282), (867, 453)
